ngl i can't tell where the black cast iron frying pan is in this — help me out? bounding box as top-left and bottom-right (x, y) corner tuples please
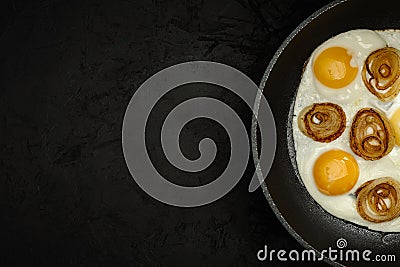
(254, 0), (400, 266)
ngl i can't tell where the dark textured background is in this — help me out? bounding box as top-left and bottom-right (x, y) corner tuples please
(0, 0), (332, 266)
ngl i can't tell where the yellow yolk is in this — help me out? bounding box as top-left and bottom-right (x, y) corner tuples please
(390, 108), (400, 146)
(313, 47), (358, 89)
(313, 150), (359, 196)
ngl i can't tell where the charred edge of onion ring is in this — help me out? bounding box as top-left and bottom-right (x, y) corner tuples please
(355, 177), (400, 223)
(298, 102), (346, 143)
(350, 108), (395, 161)
(362, 47), (400, 102)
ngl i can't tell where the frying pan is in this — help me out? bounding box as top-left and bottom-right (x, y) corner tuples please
(253, 0), (400, 266)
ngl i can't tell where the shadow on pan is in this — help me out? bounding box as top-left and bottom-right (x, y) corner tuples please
(253, 0), (400, 266)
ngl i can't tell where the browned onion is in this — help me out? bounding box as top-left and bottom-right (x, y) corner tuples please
(350, 108), (395, 160)
(362, 47), (400, 102)
(298, 102), (346, 143)
(356, 177), (400, 223)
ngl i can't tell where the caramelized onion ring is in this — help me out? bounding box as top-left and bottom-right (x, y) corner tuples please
(356, 177), (400, 223)
(350, 108), (395, 160)
(298, 103), (346, 143)
(362, 47), (400, 102)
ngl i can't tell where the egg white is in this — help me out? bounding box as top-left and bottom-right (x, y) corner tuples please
(293, 29), (400, 232)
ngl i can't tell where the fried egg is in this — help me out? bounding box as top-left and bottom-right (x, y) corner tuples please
(292, 29), (400, 232)
(312, 30), (386, 103)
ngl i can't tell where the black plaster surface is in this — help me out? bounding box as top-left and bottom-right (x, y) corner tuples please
(1, 0), (331, 266)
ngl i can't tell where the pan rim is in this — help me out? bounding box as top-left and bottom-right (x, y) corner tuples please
(251, 1), (347, 266)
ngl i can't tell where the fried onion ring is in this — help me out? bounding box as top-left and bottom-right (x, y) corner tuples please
(350, 108), (395, 160)
(356, 177), (400, 223)
(298, 102), (346, 143)
(362, 47), (400, 102)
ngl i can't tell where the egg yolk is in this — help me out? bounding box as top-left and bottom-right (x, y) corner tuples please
(390, 108), (400, 146)
(313, 47), (358, 89)
(313, 150), (359, 195)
